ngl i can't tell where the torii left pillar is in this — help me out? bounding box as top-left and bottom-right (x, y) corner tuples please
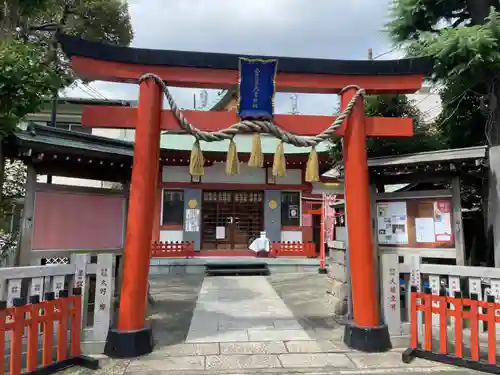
(104, 77), (162, 358)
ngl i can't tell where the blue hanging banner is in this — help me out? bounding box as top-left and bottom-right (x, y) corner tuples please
(238, 57), (278, 120)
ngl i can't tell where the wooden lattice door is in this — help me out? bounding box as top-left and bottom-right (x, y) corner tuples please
(202, 191), (264, 250)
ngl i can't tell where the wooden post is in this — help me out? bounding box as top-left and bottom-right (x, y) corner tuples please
(341, 88), (391, 351)
(18, 164), (37, 266)
(319, 195), (326, 273)
(104, 77), (162, 358)
(451, 175), (465, 265)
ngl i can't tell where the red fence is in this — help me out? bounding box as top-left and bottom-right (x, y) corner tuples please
(403, 286), (500, 373)
(270, 242), (316, 258)
(1, 288), (98, 375)
(151, 241), (196, 258)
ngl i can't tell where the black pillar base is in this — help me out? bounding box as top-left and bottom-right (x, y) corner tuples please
(318, 267), (328, 274)
(104, 325), (154, 358)
(343, 320), (392, 352)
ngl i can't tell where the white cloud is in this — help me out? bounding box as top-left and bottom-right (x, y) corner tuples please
(63, 0), (398, 116)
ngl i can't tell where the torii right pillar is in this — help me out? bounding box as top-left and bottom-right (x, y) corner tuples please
(340, 88), (391, 352)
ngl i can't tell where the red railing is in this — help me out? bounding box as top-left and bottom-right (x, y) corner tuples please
(403, 286), (500, 373)
(270, 242), (316, 257)
(151, 241), (196, 258)
(1, 288), (98, 375)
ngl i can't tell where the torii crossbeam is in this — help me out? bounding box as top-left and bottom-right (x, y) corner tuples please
(58, 34), (429, 357)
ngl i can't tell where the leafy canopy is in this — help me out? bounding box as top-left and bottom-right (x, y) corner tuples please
(388, 0), (499, 146)
(330, 94), (443, 162)
(0, 0), (133, 133)
(0, 39), (61, 136)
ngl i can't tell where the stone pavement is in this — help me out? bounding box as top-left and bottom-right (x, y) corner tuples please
(185, 276), (312, 343)
(66, 274), (481, 375)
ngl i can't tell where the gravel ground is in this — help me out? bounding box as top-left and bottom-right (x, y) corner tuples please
(147, 274), (205, 348)
(267, 273), (344, 340)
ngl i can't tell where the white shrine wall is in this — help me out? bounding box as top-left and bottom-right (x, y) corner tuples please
(281, 231), (303, 242)
(159, 230), (184, 242)
(161, 165), (303, 185)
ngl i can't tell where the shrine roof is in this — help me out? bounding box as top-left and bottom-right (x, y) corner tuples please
(9, 123), (134, 158)
(8, 123), (327, 158)
(58, 34), (431, 76)
(323, 146), (487, 180)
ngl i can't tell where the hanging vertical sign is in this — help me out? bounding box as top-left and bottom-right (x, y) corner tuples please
(238, 57), (278, 120)
(323, 193), (336, 242)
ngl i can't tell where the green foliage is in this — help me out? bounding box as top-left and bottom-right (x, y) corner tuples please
(0, 39), (61, 136)
(434, 81), (488, 148)
(329, 94), (443, 162)
(388, 0), (500, 147)
(3, 160), (26, 200)
(0, 0), (133, 135)
(388, 0), (469, 42)
(68, 0), (133, 45)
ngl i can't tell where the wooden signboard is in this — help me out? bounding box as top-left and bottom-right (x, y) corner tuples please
(376, 198), (454, 249)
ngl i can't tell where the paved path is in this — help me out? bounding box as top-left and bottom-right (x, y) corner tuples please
(186, 276), (312, 343)
(64, 274), (478, 375)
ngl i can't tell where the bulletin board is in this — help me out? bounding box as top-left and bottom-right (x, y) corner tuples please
(376, 198), (454, 249)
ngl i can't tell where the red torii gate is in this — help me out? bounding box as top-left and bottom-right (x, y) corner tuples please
(58, 34), (429, 357)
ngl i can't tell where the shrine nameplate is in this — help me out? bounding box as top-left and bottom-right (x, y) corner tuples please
(238, 57), (277, 120)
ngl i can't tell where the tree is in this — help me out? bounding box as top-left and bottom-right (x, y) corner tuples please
(0, 0), (133, 257)
(387, 0), (500, 265)
(329, 94), (443, 162)
(1, 0), (133, 128)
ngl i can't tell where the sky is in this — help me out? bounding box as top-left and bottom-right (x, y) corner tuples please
(62, 0), (404, 116)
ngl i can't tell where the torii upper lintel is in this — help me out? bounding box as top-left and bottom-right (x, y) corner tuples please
(58, 34), (430, 94)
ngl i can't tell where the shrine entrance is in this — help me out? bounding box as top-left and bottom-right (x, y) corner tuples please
(57, 33), (430, 357)
(201, 191), (264, 250)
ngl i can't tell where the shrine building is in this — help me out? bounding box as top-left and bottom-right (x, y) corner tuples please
(13, 94), (336, 261)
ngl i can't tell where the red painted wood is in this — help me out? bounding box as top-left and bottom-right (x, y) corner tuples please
(118, 78), (163, 332)
(71, 56), (425, 94)
(270, 242), (316, 257)
(82, 106), (413, 137)
(341, 88), (379, 327)
(151, 241), (195, 258)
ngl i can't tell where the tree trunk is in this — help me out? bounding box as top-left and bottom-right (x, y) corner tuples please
(464, 1), (500, 266)
(485, 80), (500, 267)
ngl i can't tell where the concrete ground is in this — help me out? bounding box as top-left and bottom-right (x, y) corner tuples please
(67, 274), (482, 375)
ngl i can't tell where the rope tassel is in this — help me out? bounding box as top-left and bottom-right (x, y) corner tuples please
(189, 139), (205, 177)
(272, 141), (286, 177)
(248, 133), (264, 168)
(305, 146), (320, 182)
(225, 138), (240, 176)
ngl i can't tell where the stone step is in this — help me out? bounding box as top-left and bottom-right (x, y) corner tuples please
(205, 263), (270, 276)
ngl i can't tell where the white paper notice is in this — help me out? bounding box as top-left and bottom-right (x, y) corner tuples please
(185, 209), (200, 232)
(377, 201), (409, 245)
(415, 218), (435, 243)
(216, 226), (226, 239)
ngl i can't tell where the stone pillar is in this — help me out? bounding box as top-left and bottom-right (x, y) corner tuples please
(327, 246), (349, 316)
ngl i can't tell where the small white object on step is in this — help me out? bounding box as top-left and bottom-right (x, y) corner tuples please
(249, 231), (270, 253)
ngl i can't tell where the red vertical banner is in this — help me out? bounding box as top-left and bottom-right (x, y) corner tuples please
(323, 193), (336, 242)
